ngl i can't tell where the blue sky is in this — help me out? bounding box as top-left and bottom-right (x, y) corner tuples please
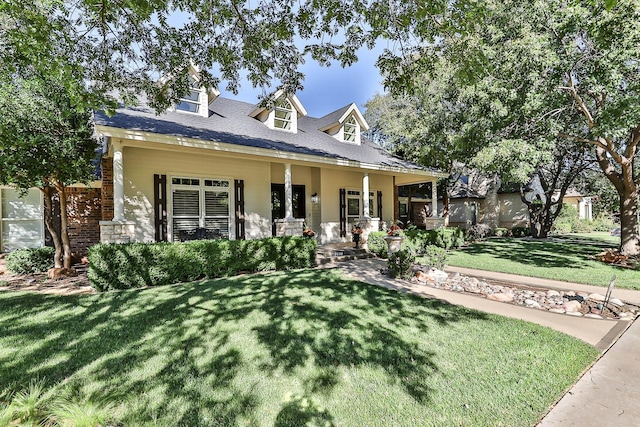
(218, 46), (387, 118)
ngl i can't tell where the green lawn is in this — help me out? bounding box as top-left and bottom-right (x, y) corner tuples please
(0, 269), (598, 426)
(445, 235), (640, 290)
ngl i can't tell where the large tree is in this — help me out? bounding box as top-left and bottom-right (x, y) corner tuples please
(0, 74), (99, 270)
(385, 0), (640, 254)
(0, 0), (451, 111)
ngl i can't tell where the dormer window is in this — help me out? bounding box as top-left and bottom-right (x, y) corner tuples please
(318, 103), (369, 144)
(177, 89), (201, 113)
(343, 116), (358, 142)
(249, 91), (307, 133)
(274, 98), (293, 130)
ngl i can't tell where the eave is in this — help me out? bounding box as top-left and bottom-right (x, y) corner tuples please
(96, 124), (448, 179)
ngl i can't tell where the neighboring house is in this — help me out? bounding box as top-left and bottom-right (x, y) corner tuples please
(555, 189), (593, 221)
(91, 73), (446, 246)
(441, 173), (593, 229)
(0, 185), (102, 254)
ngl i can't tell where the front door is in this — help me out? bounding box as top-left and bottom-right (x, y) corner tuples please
(271, 184), (306, 236)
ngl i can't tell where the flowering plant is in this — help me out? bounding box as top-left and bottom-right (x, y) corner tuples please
(387, 224), (402, 236)
(351, 225), (363, 234)
(303, 228), (316, 237)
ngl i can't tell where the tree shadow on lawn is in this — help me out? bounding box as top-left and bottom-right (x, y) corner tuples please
(0, 269), (489, 425)
(462, 238), (617, 270)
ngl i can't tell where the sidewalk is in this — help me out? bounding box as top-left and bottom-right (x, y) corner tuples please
(327, 260), (640, 427)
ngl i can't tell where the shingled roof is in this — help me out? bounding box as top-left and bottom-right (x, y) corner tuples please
(95, 96), (438, 173)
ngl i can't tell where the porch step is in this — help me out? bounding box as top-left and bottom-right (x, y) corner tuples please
(315, 245), (376, 265)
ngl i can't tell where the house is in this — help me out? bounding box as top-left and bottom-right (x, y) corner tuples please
(89, 75), (446, 247)
(394, 169), (597, 232)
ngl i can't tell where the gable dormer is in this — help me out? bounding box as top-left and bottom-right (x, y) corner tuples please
(249, 90), (307, 133)
(318, 103), (369, 144)
(161, 62), (220, 118)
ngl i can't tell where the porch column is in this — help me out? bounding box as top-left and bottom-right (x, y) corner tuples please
(113, 141), (125, 221)
(431, 179), (438, 217)
(284, 163), (293, 219)
(362, 172), (370, 218)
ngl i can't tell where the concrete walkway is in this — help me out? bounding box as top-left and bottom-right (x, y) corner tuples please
(325, 259), (640, 427)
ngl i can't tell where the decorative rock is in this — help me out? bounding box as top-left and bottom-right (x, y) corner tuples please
(525, 299), (541, 309)
(565, 291), (576, 297)
(487, 293), (515, 303)
(415, 271), (434, 283)
(546, 290), (561, 297)
(563, 300), (582, 312)
(588, 293), (606, 302)
(426, 269), (449, 283)
(609, 298), (624, 306)
(549, 308), (566, 314)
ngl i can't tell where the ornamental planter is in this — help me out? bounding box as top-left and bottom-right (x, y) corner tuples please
(383, 235), (404, 255)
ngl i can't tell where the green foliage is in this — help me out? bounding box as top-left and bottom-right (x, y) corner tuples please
(5, 247), (55, 274)
(404, 227), (465, 253)
(495, 228), (509, 237)
(423, 245), (449, 270)
(511, 226), (530, 238)
(367, 231), (389, 258)
(0, 76), (99, 192)
(0, 379), (118, 427)
(88, 236), (317, 291)
(466, 224), (494, 241)
(387, 249), (415, 279)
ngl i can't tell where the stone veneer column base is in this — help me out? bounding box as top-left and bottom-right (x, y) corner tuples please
(275, 218), (305, 237)
(99, 220), (136, 244)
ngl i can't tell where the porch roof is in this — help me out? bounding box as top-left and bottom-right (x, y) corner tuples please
(95, 96), (445, 177)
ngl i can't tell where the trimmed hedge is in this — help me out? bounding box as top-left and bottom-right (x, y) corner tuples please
(88, 236), (317, 291)
(368, 228), (465, 259)
(405, 227), (466, 252)
(5, 247), (55, 274)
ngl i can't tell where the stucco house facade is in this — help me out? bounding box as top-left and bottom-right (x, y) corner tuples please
(93, 79), (446, 246)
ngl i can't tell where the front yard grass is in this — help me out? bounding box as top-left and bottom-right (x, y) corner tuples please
(446, 235), (640, 290)
(0, 269), (598, 426)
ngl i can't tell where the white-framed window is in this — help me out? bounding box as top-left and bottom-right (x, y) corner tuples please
(176, 89), (201, 113)
(343, 116), (358, 142)
(1, 188), (44, 252)
(170, 177), (231, 241)
(274, 98), (293, 130)
(346, 189), (377, 225)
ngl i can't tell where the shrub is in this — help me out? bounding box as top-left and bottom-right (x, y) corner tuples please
(466, 224), (493, 241)
(5, 247), (55, 274)
(88, 236), (317, 291)
(387, 249), (415, 279)
(511, 226), (530, 237)
(367, 231), (389, 258)
(495, 227), (509, 237)
(423, 245), (448, 270)
(403, 227), (465, 253)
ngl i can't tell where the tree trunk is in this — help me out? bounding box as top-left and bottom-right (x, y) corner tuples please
(485, 174), (500, 230)
(41, 187), (63, 268)
(595, 145), (640, 256)
(619, 186), (640, 256)
(54, 180), (73, 269)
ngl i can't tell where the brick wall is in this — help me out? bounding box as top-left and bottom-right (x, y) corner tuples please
(101, 157), (114, 221)
(65, 187), (102, 257)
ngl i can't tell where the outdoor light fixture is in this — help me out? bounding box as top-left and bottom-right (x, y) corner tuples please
(311, 193), (318, 203)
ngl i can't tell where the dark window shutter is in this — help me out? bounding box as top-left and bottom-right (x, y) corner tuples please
(235, 179), (245, 240)
(154, 174), (168, 241)
(377, 191), (383, 219)
(339, 188), (346, 237)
